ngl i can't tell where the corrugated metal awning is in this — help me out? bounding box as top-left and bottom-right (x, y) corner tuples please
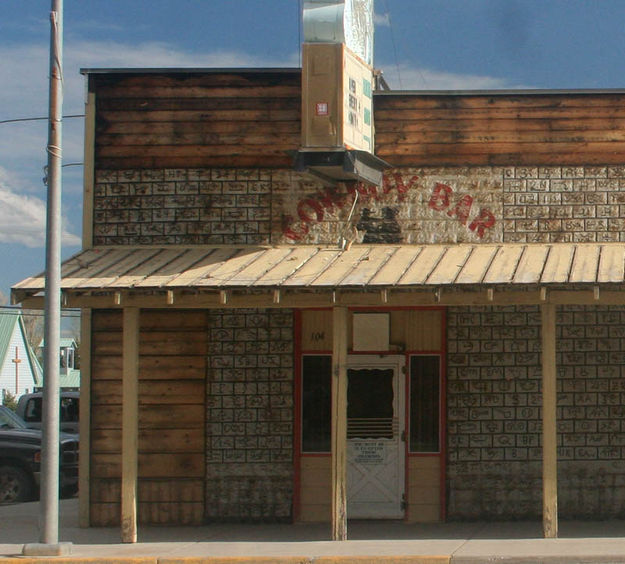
(11, 243), (625, 307)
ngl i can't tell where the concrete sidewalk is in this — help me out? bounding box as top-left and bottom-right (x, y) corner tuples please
(3, 500), (625, 563)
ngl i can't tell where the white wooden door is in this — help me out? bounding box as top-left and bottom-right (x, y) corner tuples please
(346, 355), (405, 519)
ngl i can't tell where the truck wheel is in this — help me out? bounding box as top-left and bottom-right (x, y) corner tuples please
(0, 466), (33, 504)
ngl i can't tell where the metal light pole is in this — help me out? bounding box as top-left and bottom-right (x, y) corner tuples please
(41, 0), (63, 547)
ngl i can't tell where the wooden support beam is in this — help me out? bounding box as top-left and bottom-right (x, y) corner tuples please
(331, 306), (348, 541)
(78, 309), (92, 528)
(541, 303), (558, 538)
(121, 307), (139, 543)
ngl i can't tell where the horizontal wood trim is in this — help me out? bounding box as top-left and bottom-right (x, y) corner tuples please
(379, 152), (625, 166)
(92, 310), (122, 331)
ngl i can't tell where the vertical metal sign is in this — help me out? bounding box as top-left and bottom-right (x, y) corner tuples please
(41, 0), (63, 546)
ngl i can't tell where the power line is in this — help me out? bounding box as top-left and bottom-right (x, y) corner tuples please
(0, 114), (84, 125)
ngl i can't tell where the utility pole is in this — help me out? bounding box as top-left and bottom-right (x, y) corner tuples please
(23, 0), (70, 556)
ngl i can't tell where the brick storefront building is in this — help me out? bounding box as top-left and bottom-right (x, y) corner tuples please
(14, 65), (625, 540)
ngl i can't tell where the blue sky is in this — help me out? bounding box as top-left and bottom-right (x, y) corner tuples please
(2, 0), (625, 301)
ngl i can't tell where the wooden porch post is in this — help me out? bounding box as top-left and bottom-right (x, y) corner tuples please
(541, 304), (558, 538)
(121, 307), (139, 543)
(331, 306), (348, 541)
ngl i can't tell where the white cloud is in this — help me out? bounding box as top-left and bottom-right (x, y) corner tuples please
(0, 168), (81, 248)
(379, 62), (530, 91)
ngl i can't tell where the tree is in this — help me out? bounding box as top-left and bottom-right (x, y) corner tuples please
(2, 390), (18, 411)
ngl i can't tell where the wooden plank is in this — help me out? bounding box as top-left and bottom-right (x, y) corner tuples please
(138, 453), (204, 478)
(426, 246), (473, 285)
(455, 246), (498, 284)
(376, 129), (625, 145)
(97, 109), (300, 124)
(98, 131), (301, 147)
(92, 310), (122, 331)
(91, 501), (120, 526)
(138, 502), (204, 525)
(406, 310), (442, 351)
(369, 246), (423, 286)
(139, 356), (206, 380)
(191, 248), (268, 287)
(102, 118), (301, 134)
(331, 307), (348, 541)
(282, 249), (341, 286)
(220, 248), (294, 287)
(134, 248), (218, 287)
(569, 245), (600, 283)
(253, 247), (319, 286)
(513, 246), (551, 284)
(121, 307), (139, 543)
(374, 151), (625, 167)
(164, 248), (241, 287)
(340, 246), (399, 286)
(397, 246), (445, 285)
(76, 249), (164, 288)
(541, 304), (558, 539)
(312, 247), (371, 287)
(108, 249), (196, 288)
(482, 245), (525, 284)
(99, 96), (301, 113)
(93, 428), (205, 454)
(374, 93), (625, 110)
(598, 245), (625, 283)
(97, 144), (298, 158)
(376, 117), (625, 134)
(96, 154), (294, 169)
(97, 84), (302, 99)
(140, 310), (207, 331)
(541, 246), (575, 284)
(93, 380), (205, 406)
(79, 309), (92, 527)
(138, 479), (204, 502)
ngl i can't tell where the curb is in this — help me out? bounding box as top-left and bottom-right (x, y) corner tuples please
(0, 556), (450, 564)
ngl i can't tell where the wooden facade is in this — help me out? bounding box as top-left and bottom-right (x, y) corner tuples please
(375, 91), (625, 166)
(16, 68), (625, 541)
(90, 309), (206, 526)
(91, 70), (301, 170)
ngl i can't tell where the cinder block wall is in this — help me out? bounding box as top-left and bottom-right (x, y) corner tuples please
(447, 305), (625, 520)
(205, 309), (294, 521)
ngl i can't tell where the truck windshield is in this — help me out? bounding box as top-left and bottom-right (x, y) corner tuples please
(0, 407), (28, 430)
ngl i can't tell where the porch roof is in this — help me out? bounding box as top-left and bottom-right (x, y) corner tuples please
(11, 243), (625, 308)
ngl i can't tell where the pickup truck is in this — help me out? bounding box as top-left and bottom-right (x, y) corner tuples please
(16, 391), (79, 435)
(0, 406), (79, 503)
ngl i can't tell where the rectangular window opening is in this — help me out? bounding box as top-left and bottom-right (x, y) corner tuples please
(409, 355), (441, 453)
(302, 355), (332, 453)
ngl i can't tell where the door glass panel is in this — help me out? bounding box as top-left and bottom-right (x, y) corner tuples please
(409, 355), (440, 452)
(347, 368), (394, 439)
(302, 355), (331, 452)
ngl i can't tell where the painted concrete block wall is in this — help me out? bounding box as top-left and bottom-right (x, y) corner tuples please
(447, 305), (625, 520)
(94, 166), (625, 247)
(205, 309), (294, 521)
